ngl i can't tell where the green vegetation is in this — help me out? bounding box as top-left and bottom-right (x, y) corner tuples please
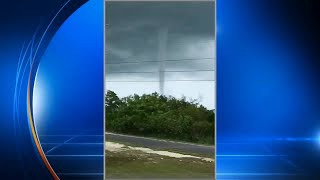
(105, 90), (215, 145)
(106, 150), (214, 179)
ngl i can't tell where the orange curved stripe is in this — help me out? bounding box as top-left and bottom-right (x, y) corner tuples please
(27, 74), (60, 180)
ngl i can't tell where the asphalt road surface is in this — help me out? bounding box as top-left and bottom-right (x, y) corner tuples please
(106, 132), (214, 156)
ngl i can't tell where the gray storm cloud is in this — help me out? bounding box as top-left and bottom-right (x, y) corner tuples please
(105, 1), (216, 109)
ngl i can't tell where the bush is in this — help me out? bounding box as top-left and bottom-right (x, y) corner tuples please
(105, 90), (215, 145)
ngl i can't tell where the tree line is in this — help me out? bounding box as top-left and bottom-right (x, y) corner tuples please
(105, 90), (215, 145)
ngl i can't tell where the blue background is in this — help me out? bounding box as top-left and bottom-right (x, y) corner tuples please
(217, 0), (320, 179)
(0, 0), (104, 179)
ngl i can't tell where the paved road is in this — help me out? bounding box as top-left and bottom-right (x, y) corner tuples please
(106, 132), (214, 156)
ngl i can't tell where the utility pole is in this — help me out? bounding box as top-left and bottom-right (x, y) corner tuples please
(158, 27), (168, 95)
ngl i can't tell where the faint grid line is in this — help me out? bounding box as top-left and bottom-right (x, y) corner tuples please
(39, 135), (103, 136)
(57, 173), (103, 175)
(46, 155), (103, 157)
(216, 173), (300, 176)
(262, 144), (299, 170)
(45, 135), (79, 154)
(217, 154), (287, 157)
(42, 143), (103, 145)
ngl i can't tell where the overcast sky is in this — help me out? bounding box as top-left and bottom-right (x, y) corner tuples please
(105, 1), (215, 109)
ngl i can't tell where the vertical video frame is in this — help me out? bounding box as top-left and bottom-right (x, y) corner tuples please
(105, 1), (215, 179)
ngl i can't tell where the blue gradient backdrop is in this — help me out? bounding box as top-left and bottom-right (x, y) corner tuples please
(0, 0), (103, 179)
(217, 0), (320, 179)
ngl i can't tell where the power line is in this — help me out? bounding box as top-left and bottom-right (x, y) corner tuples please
(105, 57), (215, 65)
(106, 69), (215, 74)
(167, 42), (215, 47)
(105, 80), (215, 82)
(105, 42), (214, 48)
